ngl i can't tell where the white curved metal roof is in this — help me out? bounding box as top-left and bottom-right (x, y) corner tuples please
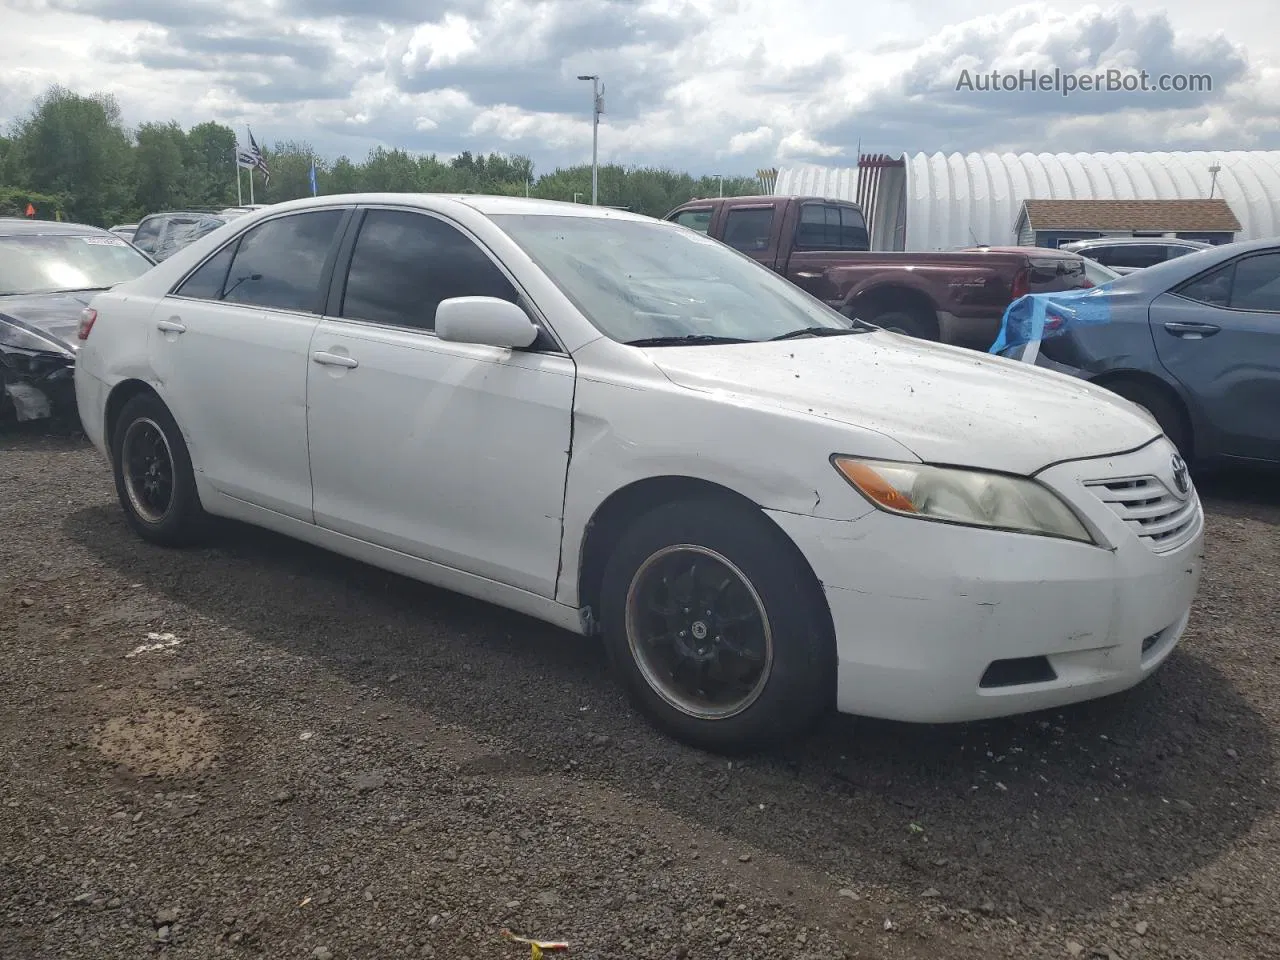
(776, 152), (1280, 250)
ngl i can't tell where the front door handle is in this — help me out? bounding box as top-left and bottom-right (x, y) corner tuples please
(312, 351), (358, 368)
(1163, 321), (1220, 338)
(156, 319), (186, 333)
(794, 271), (822, 279)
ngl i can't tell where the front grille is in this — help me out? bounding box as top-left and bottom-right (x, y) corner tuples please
(1084, 475), (1200, 552)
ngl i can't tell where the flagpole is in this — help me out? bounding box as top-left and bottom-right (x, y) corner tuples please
(234, 144), (243, 206)
(249, 168), (255, 205)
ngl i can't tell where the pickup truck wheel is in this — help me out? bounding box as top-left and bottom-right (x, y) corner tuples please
(598, 498), (833, 754)
(867, 308), (937, 340)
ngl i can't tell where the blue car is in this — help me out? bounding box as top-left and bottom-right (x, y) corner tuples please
(997, 237), (1280, 467)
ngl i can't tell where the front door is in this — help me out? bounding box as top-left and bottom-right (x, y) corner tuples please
(1150, 248), (1280, 462)
(304, 206), (575, 597)
(150, 207), (350, 520)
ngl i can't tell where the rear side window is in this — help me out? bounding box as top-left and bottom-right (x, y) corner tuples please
(221, 210), (346, 312)
(340, 209), (518, 331)
(721, 208), (774, 252)
(1176, 263), (1233, 307)
(672, 209), (712, 233)
(174, 244), (236, 300)
(1228, 252), (1280, 312)
(795, 204), (868, 250)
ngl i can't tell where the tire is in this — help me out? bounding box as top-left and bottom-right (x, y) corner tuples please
(1101, 379), (1192, 460)
(598, 498), (834, 753)
(110, 392), (208, 546)
(865, 307), (937, 340)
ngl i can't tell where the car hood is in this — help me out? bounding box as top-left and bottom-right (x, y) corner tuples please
(0, 291), (93, 356)
(645, 332), (1160, 475)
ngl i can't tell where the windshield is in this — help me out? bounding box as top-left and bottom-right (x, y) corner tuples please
(0, 233), (153, 296)
(488, 214), (859, 343)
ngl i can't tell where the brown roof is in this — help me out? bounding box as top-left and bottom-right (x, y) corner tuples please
(1019, 199), (1240, 232)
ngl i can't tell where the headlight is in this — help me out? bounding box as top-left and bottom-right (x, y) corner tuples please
(0, 319), (73, 356)
(832, 456), (1094, 544)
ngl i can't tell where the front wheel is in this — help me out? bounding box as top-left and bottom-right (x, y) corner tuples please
(110, 392), (208, 546)
(861, 307), (938, 340)
(598, 499), (834, 753)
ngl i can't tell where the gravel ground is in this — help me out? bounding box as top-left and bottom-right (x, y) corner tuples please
(2, 429), (1278, 960)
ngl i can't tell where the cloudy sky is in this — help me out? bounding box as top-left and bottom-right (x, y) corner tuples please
(1, 0), (1277, 176)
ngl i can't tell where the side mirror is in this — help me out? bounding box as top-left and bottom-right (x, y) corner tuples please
(435, 297), (539, 349)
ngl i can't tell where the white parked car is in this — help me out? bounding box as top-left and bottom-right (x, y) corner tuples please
(73, 195), (1204, 752)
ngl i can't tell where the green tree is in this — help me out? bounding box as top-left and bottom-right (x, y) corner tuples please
(0, 83), (769, 224)
(183, 121), (238, 207)
(6, 85), (134, 225)
(134, 121), (187, 214)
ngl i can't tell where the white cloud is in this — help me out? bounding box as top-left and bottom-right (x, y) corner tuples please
(0, 0), (1276, 174)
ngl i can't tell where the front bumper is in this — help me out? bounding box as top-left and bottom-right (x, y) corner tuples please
(0, 347), (75, 422)
(767, 437), (1204, 723)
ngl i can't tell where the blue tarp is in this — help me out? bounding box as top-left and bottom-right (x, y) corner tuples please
(989, 287), (1115, 356)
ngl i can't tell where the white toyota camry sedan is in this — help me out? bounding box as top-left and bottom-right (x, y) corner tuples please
(73, 194), (1204, 752)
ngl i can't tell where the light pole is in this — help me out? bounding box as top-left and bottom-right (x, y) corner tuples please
(714, 174), (723, 197)
(577, 74), (602, 205)
(1208, 161), (1222, 199)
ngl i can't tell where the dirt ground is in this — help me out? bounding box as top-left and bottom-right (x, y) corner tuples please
(2, 430), (1278, 960)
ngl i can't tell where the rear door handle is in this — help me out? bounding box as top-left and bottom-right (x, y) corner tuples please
(156, 319), (186, 333)
(312, 351), (358, 368)
(794, 271), (822, 279)
(1163, 321), (1220, 338)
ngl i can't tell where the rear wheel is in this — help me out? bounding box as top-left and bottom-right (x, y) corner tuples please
(598, 499), (833, 753)
(1100, 379), (1191, 460)
(110, 392), (207, 546)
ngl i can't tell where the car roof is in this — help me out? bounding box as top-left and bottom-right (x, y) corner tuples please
(0, 217), (115, 238)
(1066, 236), (1211, 247)
(237, 192), (661, 223)
(139, 210), (230, 220)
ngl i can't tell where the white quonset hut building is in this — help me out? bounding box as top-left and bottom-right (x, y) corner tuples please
(774, 151), (1280, 251)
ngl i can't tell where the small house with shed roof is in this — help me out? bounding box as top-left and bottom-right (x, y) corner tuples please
(1014, 199), (1241, 249)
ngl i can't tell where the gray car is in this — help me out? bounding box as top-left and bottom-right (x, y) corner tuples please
(999, 236), (1280, 466)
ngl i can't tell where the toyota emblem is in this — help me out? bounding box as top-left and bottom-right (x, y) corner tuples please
(1171, 454), (1190, 496)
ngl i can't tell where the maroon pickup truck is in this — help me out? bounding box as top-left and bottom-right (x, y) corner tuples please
(663, 195), (1093, 346)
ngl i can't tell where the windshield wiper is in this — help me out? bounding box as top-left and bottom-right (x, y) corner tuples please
(767, 324), (872, 341)
(623, 334), (754, 346)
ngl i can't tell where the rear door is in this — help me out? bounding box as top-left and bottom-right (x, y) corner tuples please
(152, 207), (352, 519)
(1149, 248), (1280, 462)
(785, 201), (870, 302)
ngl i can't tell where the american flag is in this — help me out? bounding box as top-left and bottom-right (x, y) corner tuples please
(245, 127), (271, 186)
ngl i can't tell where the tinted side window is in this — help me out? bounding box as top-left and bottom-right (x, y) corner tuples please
(1096, 244), (1166, 269)
(174, 243), (236, 300)
(1165, 245), (1196, 260)
(223, 210), (345, 312)
(837, 206), (869, 249)
(1229, 253), (1280, 312)
(340, 210), (517, 331)
(673, 209), (712, 233)
(795, 204), (868, 250)
(1176, 263), (1233, 307)
(721, 208), (774, 252)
